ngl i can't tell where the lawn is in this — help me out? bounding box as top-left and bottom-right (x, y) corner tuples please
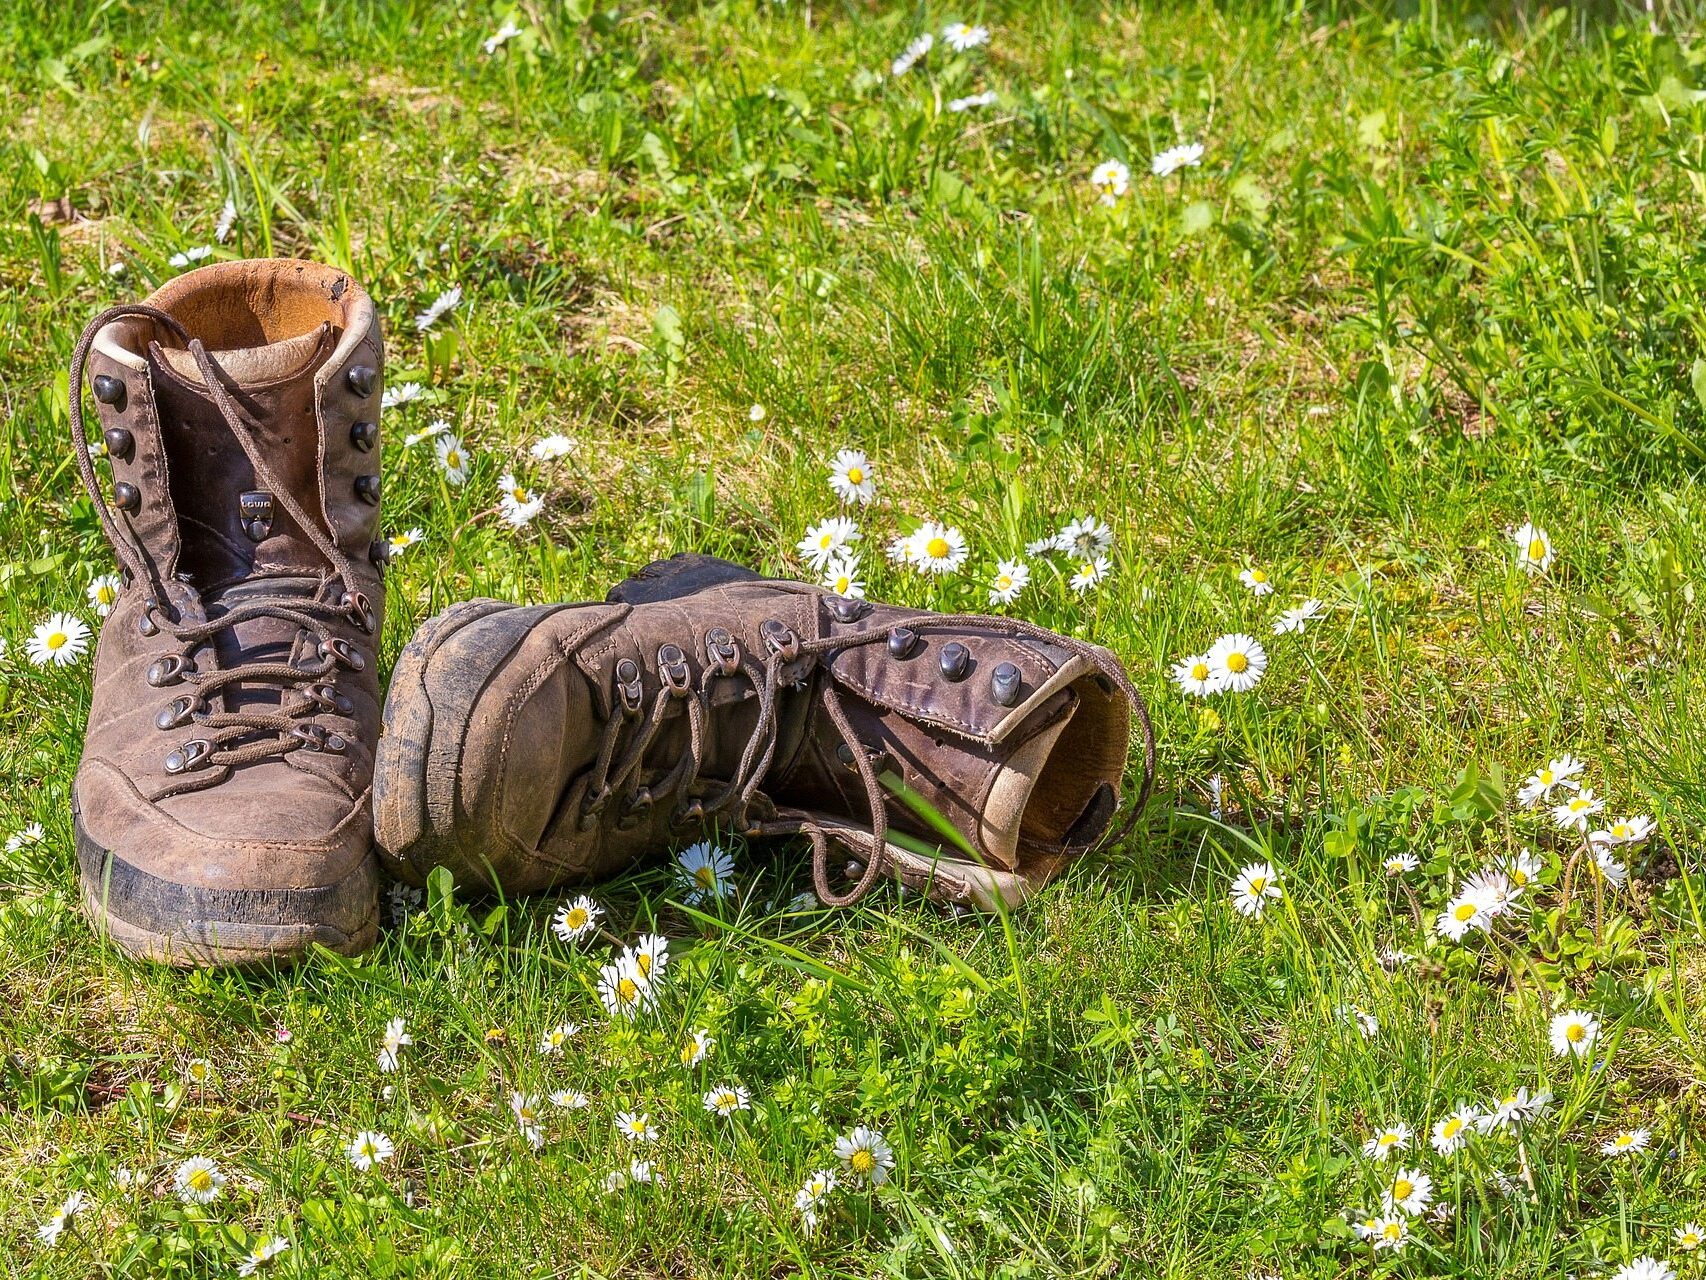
(4, 0), (1706, 1275)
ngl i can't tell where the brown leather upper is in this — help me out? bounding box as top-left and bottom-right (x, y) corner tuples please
(75, 259), (385, 900)
(377, 563), (1146, 907)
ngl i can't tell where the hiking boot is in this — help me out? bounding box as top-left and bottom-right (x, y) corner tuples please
(68, 258), (387, 965)
(374, 554), (1153, 909)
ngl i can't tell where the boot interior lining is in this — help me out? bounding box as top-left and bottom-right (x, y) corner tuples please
(1017, 675), (1130, 854)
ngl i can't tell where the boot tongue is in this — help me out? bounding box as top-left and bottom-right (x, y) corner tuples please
(146, 324), (337, 584)
(201, 576), (330, 715)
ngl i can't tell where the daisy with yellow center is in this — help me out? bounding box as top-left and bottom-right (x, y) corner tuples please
(1548, 1009), (1599, 1059)
(434, 433), (469, 485)
(988, 558), (1029, 606)
(27, 612), (91, 666)
(1360, 1122), (1411, 1161)
(679, 1028), (714, 1067)
(172, 1156), (225, 1203)
(346, 1129), (395, 1171)
(1170, 653), (1218, 697)
(1239, 567), (1274, 596)
(703, 1084), (751, 1117)
(833, 1125), (895, 1184)
(1430, 1109), (1477, 1155)
(551, 894), (603, 943)
(827, 448), (876, 504)
(1512, 521), (1553, 573)
(615, 1110), (658, 1143)
(906, 520), (968, 575)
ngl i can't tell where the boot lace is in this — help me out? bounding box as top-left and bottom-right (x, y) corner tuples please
(69, 304), (371, 783)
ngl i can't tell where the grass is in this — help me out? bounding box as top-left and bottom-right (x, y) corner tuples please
(4, 0), (1706, 1275)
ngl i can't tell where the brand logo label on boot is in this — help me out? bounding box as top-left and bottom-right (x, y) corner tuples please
(239, 491), (275, 542)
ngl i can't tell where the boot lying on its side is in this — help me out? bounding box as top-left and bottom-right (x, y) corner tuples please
(69, 259), (387, 965)
(375, 554), (1153, 908)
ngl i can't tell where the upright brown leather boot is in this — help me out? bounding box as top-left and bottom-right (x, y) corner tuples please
(68, 259), (386, 965)
(375, 555), (1153, 909)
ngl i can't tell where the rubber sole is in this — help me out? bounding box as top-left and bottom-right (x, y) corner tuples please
(371, 598), (539, 886)
(75, 812), (378, 968)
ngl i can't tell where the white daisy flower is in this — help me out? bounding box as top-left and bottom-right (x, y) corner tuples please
(27, 613), (91, 666)
(1025, 533), (1064, 556)
(1206, 633), (1266, 693)
(1435, 887), (1498, 942)
(679, 1028), (715, 1068)
(386, 881), (423, 925)
(1069, 555), (1111, 594)
(1089, 159), (1130, 205)
(1342, 1005), (1378, 1038)
(36, 1190), (88, 1247)
(1501, 847), (1545, 890)
(1516, 754), (1584, 806)
(941, 22), (990, 50)
(511, 1093), (545, 1148)
(1551, 788), (1604, 832)
(907, 521), (968, 574)
(550, 894), (604, 943)
(1512, 521), (1553, 574)
(886, 533), (915, 564)
(405, 418), (452, 447)
(172, 1156), (225, 1203)
(1477, 1087), (1551, 1133)
(703, 1084), (751, 1117)
(1612, 1259), (1677, 1280)
(987, 559), (1029, 606)
(168, 245), (214, 268)
(529, 433), (576, 461)
(1273, 598), (1326, 634)
(434, 434), (470, 486)
(377, 1016), (412, 1073)
(5, 822), (45, 853)
(214, 199), (237, 244)
(1601, 1128), (1651, 1158)
(674, 840), (734, 903)
(1383, 854), (1418, 876)
(834, 1125), (895, 1184)
(1430, 1109), (1478, 1155)
(797, 516), (861, 569)
(537, 1022), (579, 1057)
(1675, 1223), (1704, 1252)
(381, 381), (423, 410)
(891, 32), (933, 76)
(1057, 516), (1114, 558)
(550, 1089), (590, 1110)
(1549, 1010), (1599, 1059)
(498, 473), (544, 527)
(236, 1235), (290, 1276)
(87, 573), (122, 617)
(1382, 1167), (1432, 1216)
(347, 1129), (395, 1170)
(748, 403), (766, 422)
(1362, 1123), (1412, 1161)
(821, 554), (866, 599)
(483, 21), (522, 53)
(1151, 142), (1206, 177)
(184, 1057), (215, 1085)
(1590, 815), (1655, 849)
(1170, 653), (1218, 697)
(827, 449), (876, 504)
(948, 91), (998, 113)
(1229, 861), (1282, 919)
(626, 1157), (659, 1184)
(1591, 845), (1630, 888)
(1239, 567), (1275, 596)
(596, 959), (655, 1020)
(622, 932), (669, 986)
(615, 1110), (658, 1143)
(1462, 868), (1517, 916)
(415, 285), (462, 333)
(1368, 1215), (1409, 1253)
(387, 528), (423, 555)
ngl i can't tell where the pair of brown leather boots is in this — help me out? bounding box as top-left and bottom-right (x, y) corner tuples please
(67, 259), (1153, 967)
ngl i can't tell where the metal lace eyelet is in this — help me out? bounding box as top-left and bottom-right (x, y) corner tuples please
(939, 642), (971, 682)
(617, 786), (654, 830)
(657, 644), (690, 696)
(138, 597), (161, 637)
(307, 683), (355, 715)
(155, 696), (198, 731)
(615, 658), (643, 715)
(163, 738), (212, 774)
(888, 627), (919, 659)
(704, 628), (740, 675)
(991, 661), (1023, 706)
(319, 637), (365, 672)
(146, 654), (195, 687)
(828, 596), (871, 624)
(291, 724), (347, 754)
(680, 798), (706, 822)
(340, 591), (376, 634)
(760, 618), (799, 660)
